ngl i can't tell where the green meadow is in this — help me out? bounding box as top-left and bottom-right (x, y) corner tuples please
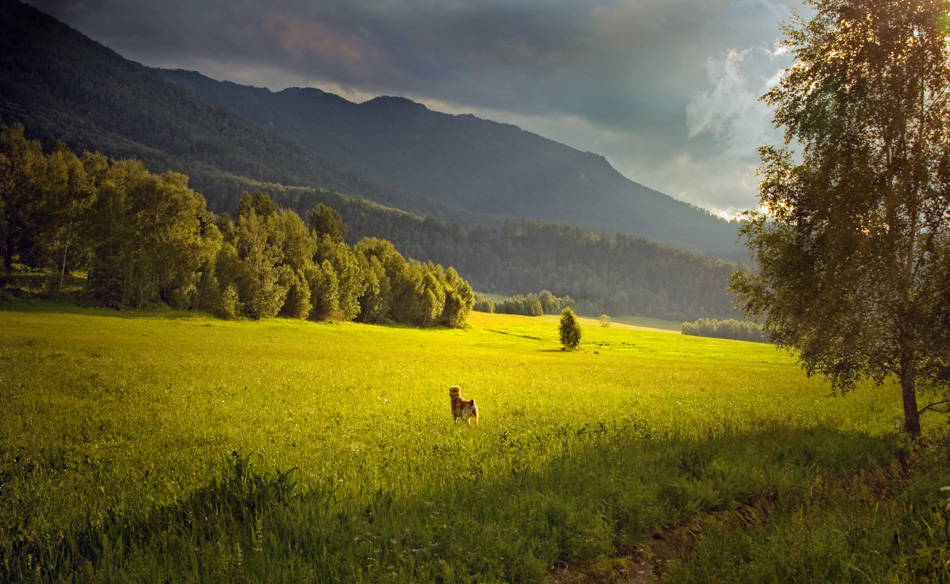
(0, 305), (947, 582)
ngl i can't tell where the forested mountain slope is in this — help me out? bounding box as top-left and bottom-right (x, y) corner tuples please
(234, 180), (744, 321)
(157, 68), (742, 257)
(0, 0), (485, 225)
(0, 1), (744, 319)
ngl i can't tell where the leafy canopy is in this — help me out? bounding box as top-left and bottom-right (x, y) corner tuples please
(559, 307), (582, 351)
(730, 0), (950, 434)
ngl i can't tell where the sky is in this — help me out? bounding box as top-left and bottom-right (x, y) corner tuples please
(27, 0), (807, 218)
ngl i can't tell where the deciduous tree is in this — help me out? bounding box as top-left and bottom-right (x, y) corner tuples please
(0, 124), (47, 278)
(234, 192), (286, 319)
(731, 0), (950, 435)
(559, 307), (582, 351)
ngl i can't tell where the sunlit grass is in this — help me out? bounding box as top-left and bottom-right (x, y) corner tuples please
(0, 305), (945, 582)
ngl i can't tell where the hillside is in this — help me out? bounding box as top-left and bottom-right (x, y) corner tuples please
(0, 0), (740, 257)
(0, 1), (746, 319)
(1, 119), (742, 320)
(157, 68), (743, 257)
(212, 181), (744, 321)
(0, 0), (484, 225)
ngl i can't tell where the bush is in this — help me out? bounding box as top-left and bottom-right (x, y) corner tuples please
(559, 307), (582, 350)
(217, 282), (241, 320)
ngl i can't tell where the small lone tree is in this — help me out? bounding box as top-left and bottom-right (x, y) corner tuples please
(559, 307), (582, 350)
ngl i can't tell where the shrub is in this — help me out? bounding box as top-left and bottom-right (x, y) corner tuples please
(559, 307), (582, 350)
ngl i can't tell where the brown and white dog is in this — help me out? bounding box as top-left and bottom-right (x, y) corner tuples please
(449, 386), (478, 425)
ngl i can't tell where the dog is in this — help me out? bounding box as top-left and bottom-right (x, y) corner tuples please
(449, 386), (478, 425)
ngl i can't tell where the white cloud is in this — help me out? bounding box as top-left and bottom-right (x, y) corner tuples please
(632, 152), (763, 219)
(685, 48), (780, 155)
(669, 41), (792, 214)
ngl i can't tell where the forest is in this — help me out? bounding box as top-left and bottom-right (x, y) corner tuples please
(0, 123), (474, 327)
(473, 290), (574, 316)
(0, 109), (746, 323)
(155, 68), (742, 257)
(681, 317), (770, 343)
(204, 181), (746, 322)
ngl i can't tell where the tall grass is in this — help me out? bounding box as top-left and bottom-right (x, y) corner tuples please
(0, 307), (946, 582)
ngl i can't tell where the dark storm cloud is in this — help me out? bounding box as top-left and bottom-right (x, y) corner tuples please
(26, 0), (805, 215)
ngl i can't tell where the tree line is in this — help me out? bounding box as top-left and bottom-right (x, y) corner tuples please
(681, 318), (769, 344)
(0, 123), (474, 327)
(208, 182), (746, 322)
(473, 290), (574, 316)
(342, 215), (746, 322)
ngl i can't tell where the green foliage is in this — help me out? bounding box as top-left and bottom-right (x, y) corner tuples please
(308, 259), (340, 320)
(314, 234), (364, 321)
(349, 238), (471, 327)
(682, 318), (769, 343)
(234, 203), (286, 319)
(307, 202), (347, 244)
(278, 268), (311, 319)
(86, 160), (218, 309)
(476, 289), (573, 317)
(203, 179), (743, 322)
(437, 266), (474, 328)
(0, 125), (475, 328)
(370, 216), (741, 321)
(217, 282), (241, 320)
(0, 123), (56, 276)
(559, 306), (582, 350)
(731, 0), (950, 435)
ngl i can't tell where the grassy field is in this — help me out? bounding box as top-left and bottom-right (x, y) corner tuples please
(0, 304), (947, 582)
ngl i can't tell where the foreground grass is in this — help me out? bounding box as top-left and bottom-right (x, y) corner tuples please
(0, 306), (947, 582)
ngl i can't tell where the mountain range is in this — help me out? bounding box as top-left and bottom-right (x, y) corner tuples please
(0, 0), (740, 258)
(154, 69), (741, 256)
(0, 0), (746, 320)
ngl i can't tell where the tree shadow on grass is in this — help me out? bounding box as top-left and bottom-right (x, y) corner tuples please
(1, 423), (910, 583)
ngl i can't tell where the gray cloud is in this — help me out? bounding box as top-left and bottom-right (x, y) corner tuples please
(27, 0), (805, 216)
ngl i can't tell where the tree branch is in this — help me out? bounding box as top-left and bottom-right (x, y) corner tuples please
(918, 398), (950, 416)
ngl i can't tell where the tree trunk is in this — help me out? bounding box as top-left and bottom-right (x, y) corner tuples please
(2, 233), (13, 280)
(900, 353), (921, 436)
(58, 240), (69, 292)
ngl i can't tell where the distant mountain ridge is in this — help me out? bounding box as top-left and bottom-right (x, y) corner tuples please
(156, 69), (742, 256)
(0, 0), (746, 319)
(0, 0), (485, 226)
(0, 0), (740, 257)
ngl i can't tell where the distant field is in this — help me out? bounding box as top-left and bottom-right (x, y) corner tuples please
(470, 292), (685, 332)
(1, 305), (946, 582)
(603, 314), (683, 332)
